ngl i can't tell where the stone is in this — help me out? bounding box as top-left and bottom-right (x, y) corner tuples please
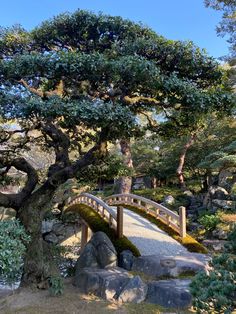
(75, 243), (99, 272)
(210, 186), (229, 200)
(90, 232), (117, 268)
(163, 195), (175, 205)
(119, 250), (135, 271)
(75, 267), (131, 301)
(75, 232), (117, 276)
(202, 239), (227, 252)
(212, 199), (235, 210)
(183, 190), (193, 197)
(212, 228), (228, 240)
(44, 232), (58, 244)
(41, 220), (54, 234)
(131, 253), (210, 278)
(117, 276), (147, 304)
(52, 222), (65, 235)
(146, 279), (192, 309)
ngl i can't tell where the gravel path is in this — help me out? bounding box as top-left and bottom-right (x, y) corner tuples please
(123, 208), (188, 256)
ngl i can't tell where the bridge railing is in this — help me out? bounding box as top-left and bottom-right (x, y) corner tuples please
(105, 193), (186, 238)
(66, 192), (117, 229)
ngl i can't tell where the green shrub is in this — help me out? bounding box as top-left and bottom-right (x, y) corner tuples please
(49, 275), (64, 296)
(198, 214), (221, 231)
(191, 226), (236, 314)
(0, 219), (30, 285)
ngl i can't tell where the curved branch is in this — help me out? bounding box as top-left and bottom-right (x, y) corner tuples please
(41, 123), (70, 176)
(0, 157), (38, 210)
(19, 79), (64, 98)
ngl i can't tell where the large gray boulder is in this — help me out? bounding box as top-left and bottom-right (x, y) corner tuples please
(75, 232), (117, 274)
(75, 267), (131, 301)
(146, 279), (192, 309)
(117, 276), (147, 304)
(132, 253), (210, 278)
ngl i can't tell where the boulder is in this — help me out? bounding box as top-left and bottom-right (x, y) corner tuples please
(52, 222), (65, 235)
(202, 239), (227, 252)
(146, 279), (192, 309)
(44, 232), (58, 244)
(117, 276), (147, 304)
(41, 220), (54, 234)
(212, 199), (235, 210)
(119, 250), (135, 270)
(75, 243), (99, 271)
(75, 267), (131, 301)
(210, 186), (229, 200)
(163, 195), (175, 205)
(132, 253), (210, 278)
(212, 228), (228, 240)
(75, 232), (117, 274)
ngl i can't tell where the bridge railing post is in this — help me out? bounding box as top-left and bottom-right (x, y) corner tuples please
(117, 206), (123, 239)
(179, 206), (186, 238)
(81, 221), (89, 250)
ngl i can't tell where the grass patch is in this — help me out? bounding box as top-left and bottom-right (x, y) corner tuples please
(119, 204), (207, 254)
(64, 204), (140, 257)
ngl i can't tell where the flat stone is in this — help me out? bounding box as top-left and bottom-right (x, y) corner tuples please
(117, 275), (147, 304)
(146, 279), (192, 309)
(202, 239), (227, 252)
(75, 267), (131, 301)
(132, 253), (210, 278)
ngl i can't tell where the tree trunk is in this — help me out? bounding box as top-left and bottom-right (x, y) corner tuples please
(176, 134), (196, 190)
(17, 185), (58, 287)
(151, 177), (157, 189)
(119, 139), (133, 194)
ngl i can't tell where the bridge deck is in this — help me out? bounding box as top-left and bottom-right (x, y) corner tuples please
(122, 208), (188, 256)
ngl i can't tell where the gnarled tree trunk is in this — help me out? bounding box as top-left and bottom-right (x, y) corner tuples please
(17, 185), (58, 287)
(119, 139), (133, 194)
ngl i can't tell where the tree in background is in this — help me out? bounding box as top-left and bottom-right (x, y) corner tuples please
(205, 0), (236, 58)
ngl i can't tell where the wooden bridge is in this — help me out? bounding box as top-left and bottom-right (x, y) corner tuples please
(66, 192), (187, 254)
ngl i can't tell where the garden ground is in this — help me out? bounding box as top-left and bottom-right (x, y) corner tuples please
(0, 278), (196, 314)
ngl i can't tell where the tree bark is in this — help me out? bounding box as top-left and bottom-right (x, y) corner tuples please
(119, 139), (133, 194)
(176, 134), (196, 190)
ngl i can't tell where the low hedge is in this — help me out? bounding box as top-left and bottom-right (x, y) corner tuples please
(64, 204), (140, 257)
(120, 204), (208, 254)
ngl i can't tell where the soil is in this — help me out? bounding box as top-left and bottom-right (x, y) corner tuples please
(0, 278), (176, 314)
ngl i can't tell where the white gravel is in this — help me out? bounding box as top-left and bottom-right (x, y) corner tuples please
(122, 208), (188, 256)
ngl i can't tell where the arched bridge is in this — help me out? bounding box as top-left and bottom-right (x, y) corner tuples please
(66, 192), (188, 256)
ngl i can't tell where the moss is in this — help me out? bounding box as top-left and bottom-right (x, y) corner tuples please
(64, 204), (140, 257)
(119, 204), (208, 254)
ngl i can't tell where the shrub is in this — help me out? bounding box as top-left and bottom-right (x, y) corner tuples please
(198, 213), (221, 231)
(190, 226), (236, 314)
(0, 219), (30, 285)
(49, 275), (64, 296)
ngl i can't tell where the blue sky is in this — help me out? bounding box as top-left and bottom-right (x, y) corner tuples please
(0, 0), (228, 59)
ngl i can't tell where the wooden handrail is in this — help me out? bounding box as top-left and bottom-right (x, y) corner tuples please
(104, 193), (186, 238)
(66, 192), (118, 233)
